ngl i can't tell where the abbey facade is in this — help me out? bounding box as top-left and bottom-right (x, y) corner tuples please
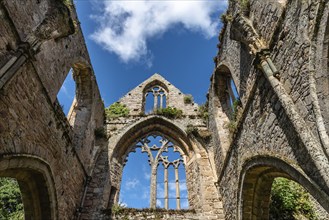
(0, 0), (329, 219)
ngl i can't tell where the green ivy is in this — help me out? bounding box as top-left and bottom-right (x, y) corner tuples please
(156, 107), (183, 119)
(105, 102), (129, 120)
(0, 178), (24, 220)
(270, 178), (318, 220)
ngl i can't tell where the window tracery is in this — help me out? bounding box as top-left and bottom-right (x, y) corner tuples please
(120, 134), (188, 209)
(144, 86), (167, 113)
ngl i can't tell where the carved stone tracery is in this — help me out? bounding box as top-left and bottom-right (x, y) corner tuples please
(125, 134), (185, 209)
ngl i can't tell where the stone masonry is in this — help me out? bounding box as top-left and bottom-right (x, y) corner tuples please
(0, 0), (329, 219)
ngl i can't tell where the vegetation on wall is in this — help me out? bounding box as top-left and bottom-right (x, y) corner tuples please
(227, 99), (242, 133)
(220, 13), (233, 23)
(183, 94), (193, 104)
(105, 102), (130, 120)
(156, 107), (183, 119)
(198, 102), (209, 123)
(270, 178), (318, 220)
(185, 124), (199, 136)
(0, 178), (24, 220)
(239, 0), (250, 12)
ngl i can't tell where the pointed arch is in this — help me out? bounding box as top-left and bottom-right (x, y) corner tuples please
(142, 80), (169, 113)
(214, 63), (240, 119)
(111, 116), (195, 162)
(108, 116), (212, 210)
(65, 62), (93, 149)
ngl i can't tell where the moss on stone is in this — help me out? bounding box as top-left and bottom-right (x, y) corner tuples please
(105, 102), (130, 120)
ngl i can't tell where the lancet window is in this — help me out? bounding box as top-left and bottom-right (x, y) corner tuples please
(215, 65), (241, 119)
(144, 86), (167, 113)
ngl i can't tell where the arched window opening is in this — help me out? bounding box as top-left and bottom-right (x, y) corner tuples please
(57, 68), (75, 116)
(144, 86), (167, 114)
(119, 134), (188, 210)
(0, 177), (24, 219)
(215, 65), (241, 119)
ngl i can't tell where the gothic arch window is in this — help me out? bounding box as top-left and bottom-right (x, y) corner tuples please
(215, 65), (240, 119)
(55, 63), (93, 149)
(144, 85), (168, 114)
(119, 134), (188, 209)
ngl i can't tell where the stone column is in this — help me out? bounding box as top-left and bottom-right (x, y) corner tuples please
(164, 163), (169, 209)
(150, 164), (158, 209)
(173, 161), (180, 210)
(153, 91), (158, 112)
(160, 94), (164, 109)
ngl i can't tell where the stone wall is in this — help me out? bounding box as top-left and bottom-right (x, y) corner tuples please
(100, 209), (199, 220)
(0, 0), (104, 219)
(209, 0), (329, 219)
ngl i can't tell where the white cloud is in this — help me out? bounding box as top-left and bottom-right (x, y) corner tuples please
(90, 0), (227, 64)
(125, 178), (140, 190)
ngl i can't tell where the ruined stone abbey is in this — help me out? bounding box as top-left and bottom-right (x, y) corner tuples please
(1, 0), (329, 219)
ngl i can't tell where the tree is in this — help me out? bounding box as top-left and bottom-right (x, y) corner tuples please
(270, 178), (317, 220)
(0, 178), (24, 219)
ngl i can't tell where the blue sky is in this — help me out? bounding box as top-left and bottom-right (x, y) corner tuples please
(57, 0), (228, 209)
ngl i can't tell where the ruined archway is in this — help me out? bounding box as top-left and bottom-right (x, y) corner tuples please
(238, 157), (329, 220)
(109, 116), (204, 211)
(67, 62), (93, 149)
(0, 155), (58, 220)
